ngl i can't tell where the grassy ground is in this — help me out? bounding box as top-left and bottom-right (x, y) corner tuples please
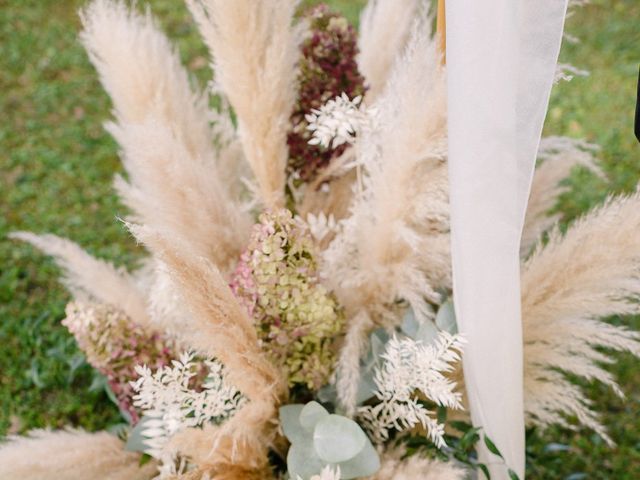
(1, 0), (638, 478)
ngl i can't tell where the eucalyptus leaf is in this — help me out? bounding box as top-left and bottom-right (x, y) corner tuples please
(125, 417), (151, 453)
(287, 441), (325, 480)
(313, 414), (366, 463)
(355, 370), (378, 404)
(415, 319), (440, 345)
(299, 401), (329, 431)
(337, 439), (380, 479)
(279, 404), (308, 444)
(400, 308), (419, 338)
(435, 298), (458, 334)
(107, 422), (130, 439)
(370, 329), (389, 359)
(317, 383), (338, 404)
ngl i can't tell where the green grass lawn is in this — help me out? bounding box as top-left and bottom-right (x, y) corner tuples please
(1, 0), (638, 478)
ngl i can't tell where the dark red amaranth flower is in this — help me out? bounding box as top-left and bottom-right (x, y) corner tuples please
(287, 4), (366, 182)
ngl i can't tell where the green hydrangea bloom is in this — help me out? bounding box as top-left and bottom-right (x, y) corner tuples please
(230, 209), (344, 390)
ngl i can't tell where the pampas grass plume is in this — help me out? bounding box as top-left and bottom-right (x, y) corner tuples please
(358, 0), (422, 101)
(9, 232), (151, 328)
(188, 0), (302, 209)
(522, 191), (640, 443)
(81, 0), (251, 273)
(0, 429), (157, 480)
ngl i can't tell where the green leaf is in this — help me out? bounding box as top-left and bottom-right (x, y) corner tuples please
(508, 468), (520, 480)
(450, 420), (474, 433)
(459, 426), (481, 451)
(313, 414), (367, 463)
(299, 401), (329, 431)
(279, 404), (308, 444)
(125, 417), (151, 453)
(415, 319), (439, 345)
(437, 405), (447, 424)
(400, 308), (420, 338)
(478, 463), (491, 480)
(338, 439), (380, 479)
(483, 435), (504, 458)
(435, 298), (458, 334)
(287, 441), (325, 479)
(139, 453), (152, 466)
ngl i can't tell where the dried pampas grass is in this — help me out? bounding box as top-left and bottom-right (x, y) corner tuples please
(130, 225), (283, 471)
(358, 0), (424, 101)
(81, 0), (251, 273)
(9, 232), (150, 328)
(325, 19), (448, 320)
(80, 0), (211, 151)
(324, 20), (449, 414)
(522, 191), (640, 444)
(188, 0), (302, 209)
(367, 448), (466, 480)
(0, 429), (157, 480)
(521, 136), (601, 257)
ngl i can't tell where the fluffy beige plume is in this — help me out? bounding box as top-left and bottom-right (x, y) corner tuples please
(81, 0), (251, 273)
(9, 232), (150, 328)
(522, 136), (601, 257)
(187, 0), (301, 209)
(522, 192), (640, 444)
(358, 0), (423, 101)
(0, 429), (157, 480)
(80, 0), (210, 150)
(367, 448), (466, 480)
(324, 21), (449, 413)
(130, 225), (283, 473)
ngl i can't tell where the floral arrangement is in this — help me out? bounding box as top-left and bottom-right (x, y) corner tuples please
(3, 0), (640, 479)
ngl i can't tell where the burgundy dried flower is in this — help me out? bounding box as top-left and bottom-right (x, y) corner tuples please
(63, 302), (175, 424)
(287, 4), (366, 182)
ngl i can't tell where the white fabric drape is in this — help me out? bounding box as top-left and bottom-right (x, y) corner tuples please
(446, 1), (568, 477)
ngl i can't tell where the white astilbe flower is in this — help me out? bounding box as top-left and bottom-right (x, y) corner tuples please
(298, 465), (342, 480)
(131, 352), (243, 471)
(306, 93), (372, 149)
(305, 212), (338, 243)
(358, 333), (465, 448)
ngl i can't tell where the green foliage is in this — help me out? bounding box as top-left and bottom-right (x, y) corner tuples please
(1, 0), (638, 478)
(280, 401), (380, 479)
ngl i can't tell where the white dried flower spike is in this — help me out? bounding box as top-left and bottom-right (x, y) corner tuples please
(358, 332), (465, 448)
(131, 352), (243, 464)
(305, 212), (338, 243)
(298, 465), (342, 480)
(306, 93), (370, 149)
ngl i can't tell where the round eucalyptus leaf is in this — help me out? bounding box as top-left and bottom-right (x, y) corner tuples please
(338, 439), (380, 479)
(299, 401), (329, 431)
(279, 404), (308, 444)
(287, 440), (325, 480)
(313, 414), (366, 463)
(370, 329), (389, 359)
(435, 298), (458, 334)
(125, 416), (151, 453)
(317, 383), (338, 404)
(415, 319), (439, 345)
(400, 308), (419, 338)
(355, 369), (377, 404)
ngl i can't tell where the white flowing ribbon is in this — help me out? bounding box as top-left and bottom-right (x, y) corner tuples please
(446, 0), (568, 477)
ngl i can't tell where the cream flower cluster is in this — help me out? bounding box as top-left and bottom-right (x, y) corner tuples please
(358, 333), (465, 447)
(131, 352), (242, 466)
(230, 209), (344, 389)
(62, 301), (174, 423)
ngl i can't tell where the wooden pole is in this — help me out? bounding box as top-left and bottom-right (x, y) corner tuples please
(437, 0), (446, 64)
